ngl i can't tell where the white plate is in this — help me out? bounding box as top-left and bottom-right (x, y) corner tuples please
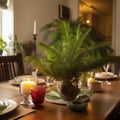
(45, 90), (68, 105)
(45, 89), (92, 105)
(45, 97), (68, 105)
(9, 78), (45, 86)
(15, 75), (33, 83)
(95, 72), (118, 79)
(9, 79), (19, 85)
(45, 95), (90, 105)
(0, 98), (17, 116)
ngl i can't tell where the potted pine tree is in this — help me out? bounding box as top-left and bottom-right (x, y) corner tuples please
(25, 20), (120, 101)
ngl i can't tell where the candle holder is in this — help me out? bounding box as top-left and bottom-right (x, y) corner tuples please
(20, 79), (36, 106)
(32, 34), (37, 56)
(20, 94), (32, 106)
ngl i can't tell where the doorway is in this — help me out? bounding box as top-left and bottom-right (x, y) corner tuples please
(79, 0), (113, 42)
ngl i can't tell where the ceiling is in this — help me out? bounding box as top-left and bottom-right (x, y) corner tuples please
(80, 0), (113, 15)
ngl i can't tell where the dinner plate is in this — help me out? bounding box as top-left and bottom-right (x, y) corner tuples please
(9, 78), (45, 86)
(45, 97), (68, 105)
(9, 75), (45, 85)
(15, 75), (34, 82)
(45, 96), (90, 105)
(0, 98), (17, 116)
(95, 72), (118, 80)
(45, 90), (68, 105)
(45, 89), (92, 105)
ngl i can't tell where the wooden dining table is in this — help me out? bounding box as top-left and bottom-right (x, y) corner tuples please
(0, 80), (120, 120)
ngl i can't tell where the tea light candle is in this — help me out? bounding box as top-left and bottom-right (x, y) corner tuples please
(87, 77), (94, 89)
(21, 79), (36, 95)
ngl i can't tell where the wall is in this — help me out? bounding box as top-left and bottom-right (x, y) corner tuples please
(69, 0), (79, 20)
(14, 0), (60, 44)
(13, 0), (79, 55)
(112, 0), (120, 55)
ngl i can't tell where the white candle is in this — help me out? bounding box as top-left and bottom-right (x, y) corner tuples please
(33, 20), (36, 34)
(21, 79), (36, 95)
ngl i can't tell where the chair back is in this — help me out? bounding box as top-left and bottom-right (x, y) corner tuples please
(114, 63), (120, 76)
(0, 53), (25, 81)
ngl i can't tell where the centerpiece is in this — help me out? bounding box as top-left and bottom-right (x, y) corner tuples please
(25, 19), (120, 101)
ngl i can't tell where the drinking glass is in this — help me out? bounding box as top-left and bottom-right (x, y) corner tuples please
(103, 63), (111, 85)
(32, 69), (38, 77)
(46, 76), (56, 87)
(31, 85), (46, 108)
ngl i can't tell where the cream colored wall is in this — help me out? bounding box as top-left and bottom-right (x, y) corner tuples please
(112, 0), (120, 55)
(13, 0), (79, 55)
(69, 0), (79, 20)
(14, 0), (60, 44)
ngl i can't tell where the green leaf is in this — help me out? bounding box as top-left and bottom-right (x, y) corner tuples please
(0, 101), (8, 112)
(25, 19), (120, 83)
(46, 90), (61, 99)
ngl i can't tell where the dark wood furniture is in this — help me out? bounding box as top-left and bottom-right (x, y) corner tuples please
(114, 63), (120, 75)
(0, 81), (120, 120)
(0, 53), (24, 81)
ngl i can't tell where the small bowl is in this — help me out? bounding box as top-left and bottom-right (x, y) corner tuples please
(67, 102), (87, 112)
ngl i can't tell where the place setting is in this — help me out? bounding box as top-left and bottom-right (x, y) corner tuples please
(0, 98), (35, 120)
(8, 69), (57, 88)
(0, 70), (47, 118)
(7, 70), (57, 108)
(9, 75), (45, 86)
(19, 75), (57, 107)
(8, 69), (46, 86)
(0, 74), (46, 119)
(19, 78), (46, 108)
(95, 64), (119, 84)
(45, 87), (93, 112)
(95, 72), (118, 80)
(0, 98), (17, 116)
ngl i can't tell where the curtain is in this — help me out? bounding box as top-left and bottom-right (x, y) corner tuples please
(0, 0), (8, 9)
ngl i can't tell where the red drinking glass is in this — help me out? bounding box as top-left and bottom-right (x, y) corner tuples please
(31, 85), (46, 107)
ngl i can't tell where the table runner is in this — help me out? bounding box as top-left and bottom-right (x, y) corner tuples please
(0, 106), (35, 120)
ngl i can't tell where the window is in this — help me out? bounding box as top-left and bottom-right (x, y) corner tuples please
(0, 9), (2, 35)
(0, 0), (14, 55)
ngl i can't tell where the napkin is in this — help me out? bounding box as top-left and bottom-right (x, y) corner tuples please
(0, 106), (35, 120)
(46, 90), (61, 99)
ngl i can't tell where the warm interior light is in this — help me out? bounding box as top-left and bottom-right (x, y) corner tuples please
(86, 19), (90, 24)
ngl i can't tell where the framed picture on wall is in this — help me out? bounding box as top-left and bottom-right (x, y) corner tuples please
(58, 4), (70, 20)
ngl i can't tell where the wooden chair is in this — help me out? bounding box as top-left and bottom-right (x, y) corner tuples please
(0, 53), (25, 81)
(114, 63), (120, 76)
